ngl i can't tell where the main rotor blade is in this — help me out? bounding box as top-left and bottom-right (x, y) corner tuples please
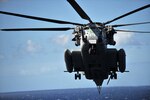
(104, 4), (150, 25)
(67, 0), (93, 23)
(0, 11), (82, 25)
(112, 21), (150, 27)
(116, 29), (150, 33)
(0, 27), (74, 31)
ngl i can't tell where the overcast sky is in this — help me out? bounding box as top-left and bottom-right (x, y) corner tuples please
(0, 0), (150, 93)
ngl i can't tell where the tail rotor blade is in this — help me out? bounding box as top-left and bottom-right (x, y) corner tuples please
(97, 86), (102, 95)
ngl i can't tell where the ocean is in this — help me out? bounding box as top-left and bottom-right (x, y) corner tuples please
(0, 86), (150, 100)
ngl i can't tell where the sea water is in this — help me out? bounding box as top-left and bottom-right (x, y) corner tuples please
(0, 86), (150, 100)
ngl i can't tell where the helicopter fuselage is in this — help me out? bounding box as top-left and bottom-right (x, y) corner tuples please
(65, 23), (126, 86)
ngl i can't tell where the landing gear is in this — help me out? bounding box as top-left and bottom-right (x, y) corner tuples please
(107, 71), (117, 85)
(75, 72), (81, 80)
(110, 72), (117, 79)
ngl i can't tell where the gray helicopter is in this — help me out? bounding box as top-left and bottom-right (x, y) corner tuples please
(0, 0), (150, 94)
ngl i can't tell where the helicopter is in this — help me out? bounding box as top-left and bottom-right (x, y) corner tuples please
(0, 0), (150, 94)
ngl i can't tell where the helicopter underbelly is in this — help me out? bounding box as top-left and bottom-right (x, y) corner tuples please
(81, 43), (107, 80)
(81, 43), (118, 80)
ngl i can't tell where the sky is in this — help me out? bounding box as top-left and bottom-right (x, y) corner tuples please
(0, 0), (150, 93)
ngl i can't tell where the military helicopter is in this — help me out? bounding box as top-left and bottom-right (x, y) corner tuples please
(0, 0), (150, 94)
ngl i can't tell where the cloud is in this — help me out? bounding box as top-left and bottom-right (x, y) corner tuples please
(10, 39), (43, 59)
(19, 66), (54, 76)
(26, 39), (41, 53)
(114, 31), (134, 45)
(50, 34), (69, 46)
(114, 31), (150, 47)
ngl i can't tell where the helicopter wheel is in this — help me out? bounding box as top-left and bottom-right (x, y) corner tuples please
(110, 72), (117, 79)
(118, 49), (126, 73)
(110, 73), (113, 79)
(114, 72), (117, 79)
(64, 49), (73, 73)
(75, 73), (81, 80)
